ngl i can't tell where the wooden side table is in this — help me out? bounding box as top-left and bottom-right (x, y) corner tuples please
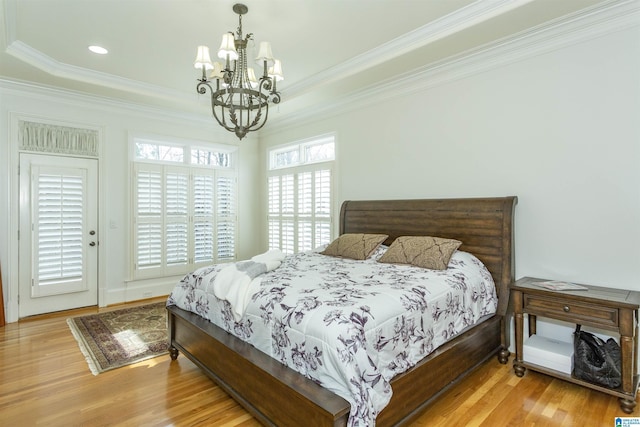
(512, 276), (640, 413)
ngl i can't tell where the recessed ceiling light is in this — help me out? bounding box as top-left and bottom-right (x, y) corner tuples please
(88, 45), (108, 55)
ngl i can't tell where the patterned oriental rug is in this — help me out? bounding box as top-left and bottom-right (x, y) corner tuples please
(67, 302), (169, 375)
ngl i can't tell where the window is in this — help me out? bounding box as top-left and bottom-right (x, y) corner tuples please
(268, 135), (335, 254)
(131, 137), (236, 279)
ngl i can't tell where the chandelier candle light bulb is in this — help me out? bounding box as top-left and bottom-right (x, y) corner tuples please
(194, 3), (282, 140)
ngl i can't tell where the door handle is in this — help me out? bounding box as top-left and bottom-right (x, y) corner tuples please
(89, 242), (96, 247)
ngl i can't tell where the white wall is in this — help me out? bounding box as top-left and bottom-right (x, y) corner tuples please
(0, 81), (261, 321)
(260, 24), (640, 342)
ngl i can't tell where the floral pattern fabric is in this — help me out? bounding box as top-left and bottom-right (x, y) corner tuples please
(167, 247), (498, 426)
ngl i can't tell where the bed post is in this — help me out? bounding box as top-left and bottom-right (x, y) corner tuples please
(498, 196), (517, 364)
(168, 309), (179, 360)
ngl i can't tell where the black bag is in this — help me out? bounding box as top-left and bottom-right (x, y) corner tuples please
(573, 324), (621, 388)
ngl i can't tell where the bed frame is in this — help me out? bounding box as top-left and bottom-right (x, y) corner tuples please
(167, 196), (517, 426)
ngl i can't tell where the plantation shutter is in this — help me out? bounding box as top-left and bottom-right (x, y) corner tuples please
(165, 168), (189, 273)
(314, 169), (332, 246)
(298, 172), (313, 252)
(33, 167), (87, 295)
(268, 176), (280, 250)
(134, 164), (163, 272)
(134, 163), (237, 278)
(281, 174), (295, 254)
(267, 167), (332, 254)
(216, 172), (237, 261)
(193, 171), (215, 265)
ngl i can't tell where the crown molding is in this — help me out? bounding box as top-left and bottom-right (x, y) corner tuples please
(0, 77), (217, 128)
(265, 0), (640, 135)
(5, 40), (194, 104)
(282, 0), (536, 99)
(3, 0), (536, 105)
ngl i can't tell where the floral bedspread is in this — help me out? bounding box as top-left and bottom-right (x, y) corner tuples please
(167, 246), (498, 426)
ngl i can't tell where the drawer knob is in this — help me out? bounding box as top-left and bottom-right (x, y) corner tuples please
(563, 305), (570, 312)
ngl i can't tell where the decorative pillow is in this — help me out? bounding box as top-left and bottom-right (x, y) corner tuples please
(321, 233), (389, 260)
(378, 236), (462, 270)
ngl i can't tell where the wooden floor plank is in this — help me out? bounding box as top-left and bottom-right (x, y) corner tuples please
(0, 299), (636, 426)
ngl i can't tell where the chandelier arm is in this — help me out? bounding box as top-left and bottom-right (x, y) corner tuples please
(196, 80), (213, 95)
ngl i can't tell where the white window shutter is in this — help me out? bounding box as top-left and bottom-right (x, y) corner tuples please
(35, 172), (84, 283)
(165, 170), (189, 269)
(132, 146), (238, 280)
(314, 169), (332, 248)
(193, 172), (215, 264)
(216, 173), (236, 261)
(268, 166), (332, 254)
(135, 165), (163, 271)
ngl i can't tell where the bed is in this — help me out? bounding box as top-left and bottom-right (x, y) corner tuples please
(167, 196), (517, 426)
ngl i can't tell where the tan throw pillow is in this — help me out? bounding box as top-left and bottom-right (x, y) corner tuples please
(378, 236), (462, 270)
(321, 233), (389, 260)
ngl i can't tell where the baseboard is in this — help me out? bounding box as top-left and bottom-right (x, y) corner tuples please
(105, 277), (179, 305)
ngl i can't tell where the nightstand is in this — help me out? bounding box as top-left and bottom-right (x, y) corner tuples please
(511, 277), (640, 413)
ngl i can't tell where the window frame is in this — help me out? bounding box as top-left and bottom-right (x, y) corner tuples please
(267, 134), (335, 254)
(129, 134), (237, 280)
(268, 134), (335, 170)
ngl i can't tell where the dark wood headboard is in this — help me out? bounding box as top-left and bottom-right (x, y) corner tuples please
(339, 196), (517, 316)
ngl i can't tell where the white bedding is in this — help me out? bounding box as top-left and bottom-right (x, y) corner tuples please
(167, 246), (498, 426)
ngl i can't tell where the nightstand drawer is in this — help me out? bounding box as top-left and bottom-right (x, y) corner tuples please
(523, 294), (619, 328)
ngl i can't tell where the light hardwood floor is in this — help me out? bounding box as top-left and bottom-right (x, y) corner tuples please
(0, 299), (634, 426)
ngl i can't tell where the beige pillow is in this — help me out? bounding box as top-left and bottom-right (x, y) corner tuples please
(321, 233), (389, 260)
(378, 236), (462, 270)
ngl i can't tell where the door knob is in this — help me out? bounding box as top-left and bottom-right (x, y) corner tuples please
(89, 230), (96, 235)
(89, 242), (96, 247)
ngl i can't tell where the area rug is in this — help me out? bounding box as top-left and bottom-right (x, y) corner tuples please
(67, 302), (169, 375)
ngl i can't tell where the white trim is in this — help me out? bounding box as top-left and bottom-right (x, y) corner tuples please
(106, 276), (181, 306)
(5, 38), (195, 106)
(129, 131), (238, 157)
(0, 78), (225, 133)
(283, 0), (537, 99)
(268, 133), (336, 171)
(264, 0), (640, 135)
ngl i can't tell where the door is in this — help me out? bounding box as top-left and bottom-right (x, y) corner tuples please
(19, 154), (99, 317)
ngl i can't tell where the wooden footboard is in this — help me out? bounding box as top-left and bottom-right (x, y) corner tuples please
(380, 315), (502, 426)
(168, 305), (350, 427)
(168, 305), (502, 427)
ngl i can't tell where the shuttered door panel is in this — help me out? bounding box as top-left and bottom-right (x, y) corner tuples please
(32, 166), (87, 296)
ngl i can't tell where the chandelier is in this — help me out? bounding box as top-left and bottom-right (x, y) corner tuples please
(193, 3), (283, 140)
